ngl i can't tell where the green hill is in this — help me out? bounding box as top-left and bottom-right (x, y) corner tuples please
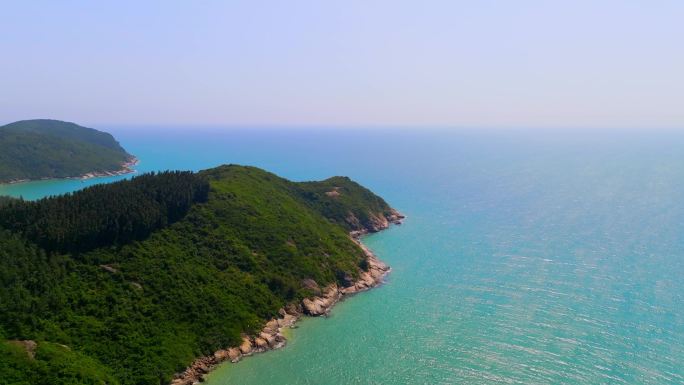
(0, 119), (134, 183)
(0, 165), (399, 385)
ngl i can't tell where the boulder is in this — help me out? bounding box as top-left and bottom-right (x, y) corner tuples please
(278, 313), (297, 327)
(285, 302), (302, 315)
(213, 350), (229, 361)
(341, 286), (358, 295)
(227, 348), (241, 362)
(239, 338), (252, 355)
(302, 298), (323, 315)
(259, 332), (276, 347)
(263, 319), (279, 334)
(254, 337), (268, 349)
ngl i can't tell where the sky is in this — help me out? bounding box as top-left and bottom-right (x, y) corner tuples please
(1, 1), (682, 129)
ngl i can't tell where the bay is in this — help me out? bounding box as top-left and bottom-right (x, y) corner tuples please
(3, 128), (683, 384)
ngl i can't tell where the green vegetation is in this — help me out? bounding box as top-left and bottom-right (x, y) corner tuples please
(0, 119), (133, 183)
(0, 196), (16, 208)
(0, 165), (395, 385)
(0, 171), (209, 253)
(297, 176), (396, 231)
(0, 339), (118, 385)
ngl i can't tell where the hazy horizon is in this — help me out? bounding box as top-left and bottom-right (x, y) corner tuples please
(5, 119), (684, 135)
(2, 1), (683, 130)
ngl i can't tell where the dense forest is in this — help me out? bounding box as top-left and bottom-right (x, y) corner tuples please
(0, 165), (397, 385)
(0, 120), (133, 183)
(0, 171), (209, 253)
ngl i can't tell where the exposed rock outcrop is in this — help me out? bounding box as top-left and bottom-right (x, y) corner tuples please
(170, 310), (296, 385)
(349, 209), (405, 238)
(302, 284), (340, 316)
(9, 340), (37, 359)
(325, 188), (341, 197)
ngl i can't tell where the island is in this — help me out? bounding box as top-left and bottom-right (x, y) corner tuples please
(0, 165), (403, 385)
(0, 119), (136, 184)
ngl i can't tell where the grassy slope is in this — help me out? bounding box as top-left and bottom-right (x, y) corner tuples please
(0, 165), (395, 385)
(0, 119), (132, 183)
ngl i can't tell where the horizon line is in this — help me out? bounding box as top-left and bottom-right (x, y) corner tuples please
(2, 118), (684, 133)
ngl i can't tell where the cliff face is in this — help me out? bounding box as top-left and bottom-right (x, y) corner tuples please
(348, 208), (405, 235)
(0, 165), (401, 385)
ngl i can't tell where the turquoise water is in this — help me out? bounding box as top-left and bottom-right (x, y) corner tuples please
(3, 128), (684, 384)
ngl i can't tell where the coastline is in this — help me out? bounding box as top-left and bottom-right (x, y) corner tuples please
(170, 211), (405, 385)
(0, 156), (139, 186)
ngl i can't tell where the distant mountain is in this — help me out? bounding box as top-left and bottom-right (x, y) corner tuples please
(0, 165), (401, 385)
(0, 119), (134, 183)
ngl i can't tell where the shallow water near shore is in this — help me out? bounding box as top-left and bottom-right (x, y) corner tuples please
(4, 128), (684, 384)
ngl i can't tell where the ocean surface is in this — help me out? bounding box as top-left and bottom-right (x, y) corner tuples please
(3, 128), (684, 384)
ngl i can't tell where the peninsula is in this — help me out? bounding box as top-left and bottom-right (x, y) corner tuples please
(0, 119), (136, 184)
(0, 165), (402, 385)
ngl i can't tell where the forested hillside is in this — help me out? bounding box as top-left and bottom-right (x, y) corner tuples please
(0, 171), (209, 253)
(0, 165), (398, 385)
(0, 119), (133, 183)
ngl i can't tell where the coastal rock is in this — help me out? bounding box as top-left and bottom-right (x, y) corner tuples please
(348, 209), (405, 238)
(239, 338), (252, 355)
(285, 303), (302, 315)
(259, 332), (276, 347)
(263, 319), (279, 334)
(340, 249), (391, 296)
(387, 209), (405, 224)
(254, 337), (268, 350)
(227, 348), (241, 362)
(213, 349), (229, 361)
(368, 213), (389, 232)
(302, 298), (323, 315)
(278, 313), (297, 327)
(302, 284), (343, 316)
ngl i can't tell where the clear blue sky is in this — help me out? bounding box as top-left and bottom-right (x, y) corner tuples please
(1, 1), (682, 129)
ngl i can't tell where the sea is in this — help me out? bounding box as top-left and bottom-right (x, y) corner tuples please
(2, 128), (683, 385)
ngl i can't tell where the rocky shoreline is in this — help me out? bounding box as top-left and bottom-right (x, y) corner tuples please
(1, 157), (139, 185)
(76, 156), (139, 181)
(170, 211), (404, 385)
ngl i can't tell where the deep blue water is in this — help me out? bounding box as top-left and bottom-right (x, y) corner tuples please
(2, 128), (683, 384)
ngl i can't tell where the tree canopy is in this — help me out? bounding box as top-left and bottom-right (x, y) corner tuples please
(0, 119), (132, 183)
(0, 165), (396, 385)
